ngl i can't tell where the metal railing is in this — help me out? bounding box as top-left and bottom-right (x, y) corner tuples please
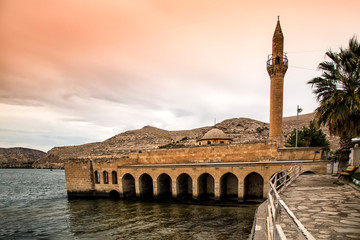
(266, 165), (315, 240)
(267, 53), (288, 68)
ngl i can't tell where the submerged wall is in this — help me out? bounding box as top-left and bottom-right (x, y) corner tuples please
(64, 141), (327, 200)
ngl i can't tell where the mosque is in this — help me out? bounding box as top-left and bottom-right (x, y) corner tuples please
(64, 19), (327, 202)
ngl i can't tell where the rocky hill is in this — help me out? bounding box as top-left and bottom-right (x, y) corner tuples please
(0, 147), (46, 168)
(34, 112), (339, 169)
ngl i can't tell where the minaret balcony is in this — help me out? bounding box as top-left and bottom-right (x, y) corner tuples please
(266, 53), (288, 68)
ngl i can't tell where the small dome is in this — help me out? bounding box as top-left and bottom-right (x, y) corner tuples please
(200, 128), (232, 140)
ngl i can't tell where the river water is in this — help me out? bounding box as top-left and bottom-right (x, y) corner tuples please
(0, 169), (256, 239)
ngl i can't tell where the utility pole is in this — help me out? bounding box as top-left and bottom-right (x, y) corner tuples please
(295, 105), (303, 148)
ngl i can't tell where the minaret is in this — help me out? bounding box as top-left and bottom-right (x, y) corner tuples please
(267, 17), (288, 143)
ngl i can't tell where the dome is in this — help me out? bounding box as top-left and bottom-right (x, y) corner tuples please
(200, 128), (232, 140)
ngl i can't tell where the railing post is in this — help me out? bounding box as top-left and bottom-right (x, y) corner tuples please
(274, 198), (281, 240)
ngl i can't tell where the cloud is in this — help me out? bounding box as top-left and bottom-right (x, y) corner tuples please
(0, 0), (359, 151)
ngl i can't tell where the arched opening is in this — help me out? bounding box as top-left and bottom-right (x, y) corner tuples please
(176, 173), (193, 200)
(122, 174), (135, 198)
(198, 173), (214, 200)
(220, 173), (238, 201)
(112, 171), (117, 184)
(109, 190), (120, 200)
(269, 172), (281, 189)
(302, 171), (315, 175)
(157, 173), (172, 199)
(140, 173), (153, 199)
(94, 170), (100, 184)
(244, 172), (264, 201)
(103, 171), (109, 184)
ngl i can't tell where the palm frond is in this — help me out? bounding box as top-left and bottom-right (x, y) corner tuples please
(308, 36), (360, 140)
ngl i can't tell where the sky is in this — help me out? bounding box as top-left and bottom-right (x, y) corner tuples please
(0, 0), (359, 152)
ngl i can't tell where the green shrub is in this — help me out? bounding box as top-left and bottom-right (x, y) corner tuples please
(285, 120), (329, 150)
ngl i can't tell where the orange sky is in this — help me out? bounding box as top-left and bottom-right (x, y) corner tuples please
(1, 0), (359, 151)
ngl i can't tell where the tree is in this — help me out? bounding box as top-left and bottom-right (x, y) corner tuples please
(286, 121), (330, 150)
(308, 36), (360, 170)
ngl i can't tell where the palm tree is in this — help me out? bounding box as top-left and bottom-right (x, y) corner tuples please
(308, 36), (360, 170)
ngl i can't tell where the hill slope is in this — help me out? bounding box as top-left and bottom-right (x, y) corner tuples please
(0, 147), (46, 168)
(35, 113), (339, 169)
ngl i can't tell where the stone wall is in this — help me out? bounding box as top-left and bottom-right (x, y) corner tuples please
(64, 141), (327, 200)
(130, 142), (279, 164)
(277, 147), (323, 161)
(64, 159), (93, 196)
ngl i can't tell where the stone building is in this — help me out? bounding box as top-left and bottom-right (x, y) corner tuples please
(64, 19), (327, 202)
(196, 128), (233, 146)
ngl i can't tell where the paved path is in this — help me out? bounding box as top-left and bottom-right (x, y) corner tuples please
(279, 174), (360, 240)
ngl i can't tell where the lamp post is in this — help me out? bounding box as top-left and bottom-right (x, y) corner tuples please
(295, 105), (303, 148)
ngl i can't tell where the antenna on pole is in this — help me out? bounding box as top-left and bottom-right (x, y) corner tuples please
(214, 118), (216, 126)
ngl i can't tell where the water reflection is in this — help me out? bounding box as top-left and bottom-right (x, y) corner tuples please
(67, 199), (256, 239)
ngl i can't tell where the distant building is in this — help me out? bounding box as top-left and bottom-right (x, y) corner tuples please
(196, 128), (233, 146)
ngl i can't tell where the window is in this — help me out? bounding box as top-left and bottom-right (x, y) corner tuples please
(112, 171), (117, 184)
(220, 141), (224, 144)
(207, 141), (211, 145)
(94, 171), (100, 184)
(103, 171), (109, 184)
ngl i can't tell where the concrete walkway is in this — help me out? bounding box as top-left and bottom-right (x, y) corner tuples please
(279, 174), (360, 239)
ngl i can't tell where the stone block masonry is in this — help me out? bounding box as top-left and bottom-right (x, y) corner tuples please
(64, 141), (326, 201)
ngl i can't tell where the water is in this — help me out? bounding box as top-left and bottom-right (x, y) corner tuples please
(0, 169), (256, 239)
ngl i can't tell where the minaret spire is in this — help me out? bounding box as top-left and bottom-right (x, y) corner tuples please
(267, 18), (288, 144)
(272, 17), (284, 65)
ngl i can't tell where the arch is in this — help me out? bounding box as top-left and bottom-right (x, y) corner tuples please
(244, 172), (264, 201)
(122, 173), (136, 198)
(176, 173), (193, 200)
(103, 171), (109, 184)
(269, 171), (290, 190)
(94, 170), (100, 184)
(109, 190), (120, 199)
(157, 173), (172, 199)
(112, 171), (117, 184)
(198, 173), (215, 200)
(139, 173), (153, 199)
(220, 172), (238, 201)
(302, 170), (315, 175)
(269, 172), (278, 182)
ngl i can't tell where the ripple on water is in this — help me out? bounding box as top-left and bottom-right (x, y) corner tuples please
(0, 169), (256, 240)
